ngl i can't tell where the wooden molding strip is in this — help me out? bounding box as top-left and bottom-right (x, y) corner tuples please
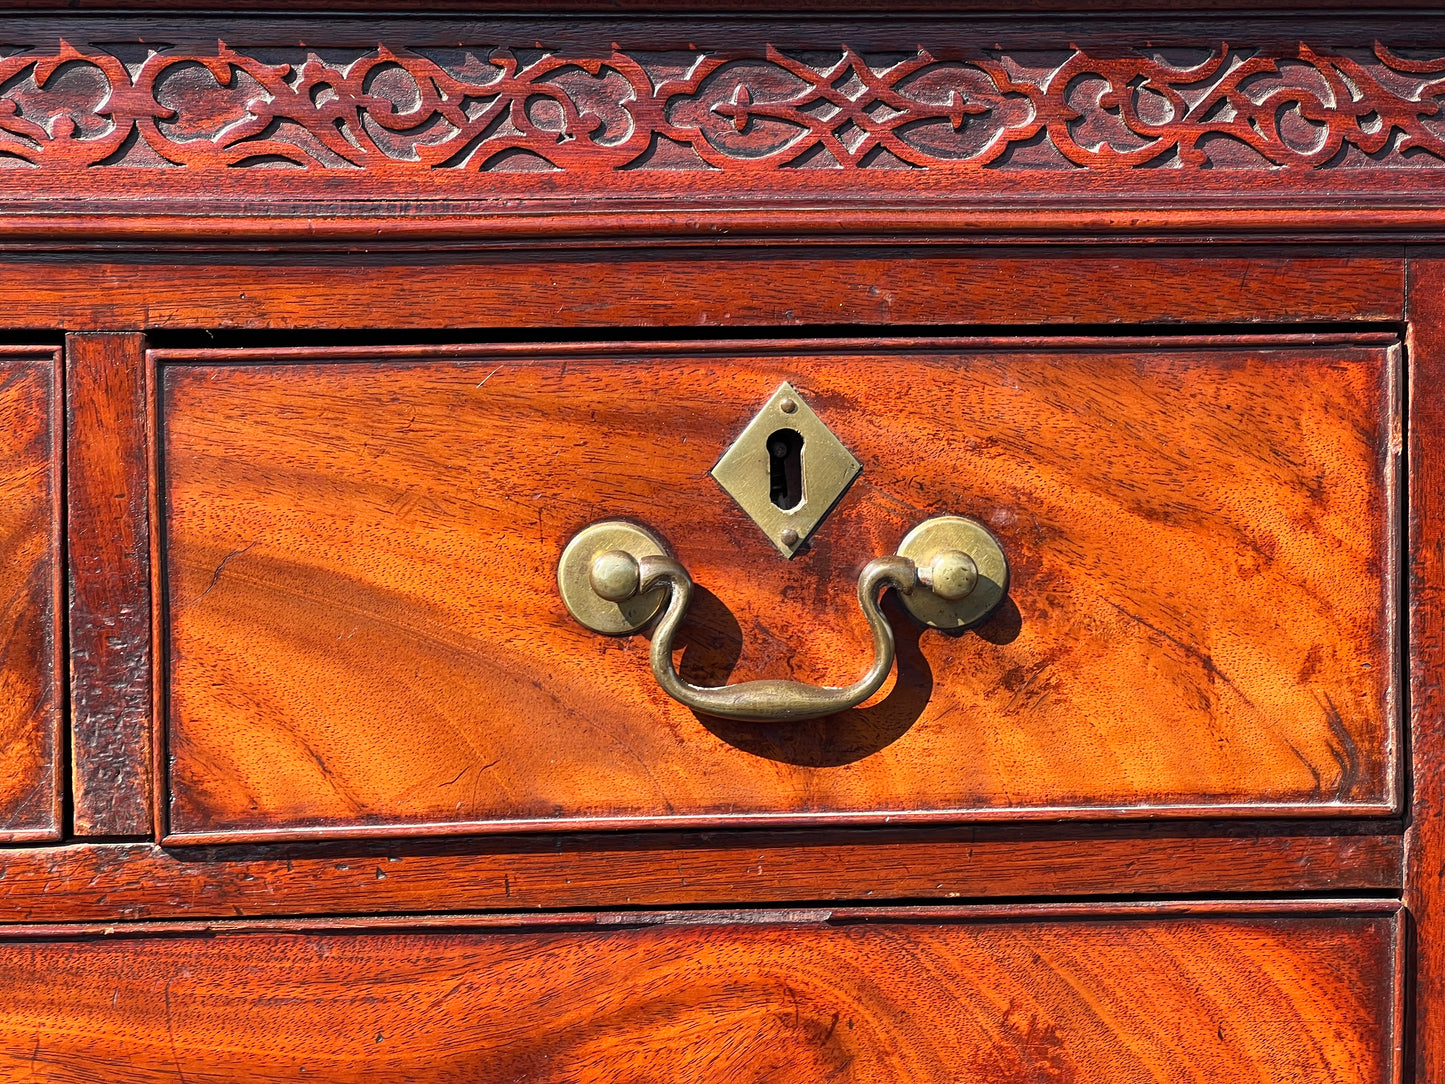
(0, 249), (1401, 331)
(0, 825), (1403, 923)
(0, 897), (1407, 938)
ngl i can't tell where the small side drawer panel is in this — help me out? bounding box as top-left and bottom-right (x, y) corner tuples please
(155, 336), (1399, 840)
(0, 347), (61, 840)
(0, 907), (1400, 1083)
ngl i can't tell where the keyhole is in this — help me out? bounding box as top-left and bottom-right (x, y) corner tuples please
(768, 428), (804, 510)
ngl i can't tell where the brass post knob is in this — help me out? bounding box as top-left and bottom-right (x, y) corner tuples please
(589, 549), (641, 603)
(918, 549), (979, 601)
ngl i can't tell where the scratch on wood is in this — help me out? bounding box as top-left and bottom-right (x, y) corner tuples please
(192, 541), (258, 606)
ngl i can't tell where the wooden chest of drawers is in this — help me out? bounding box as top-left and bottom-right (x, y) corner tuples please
(0, 4), (1443, 1080)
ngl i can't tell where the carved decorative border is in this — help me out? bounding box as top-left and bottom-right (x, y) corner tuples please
(1, 38), (1443, 175)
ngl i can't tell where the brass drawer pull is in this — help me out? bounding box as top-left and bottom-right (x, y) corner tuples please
(559, 517), (1008, 722)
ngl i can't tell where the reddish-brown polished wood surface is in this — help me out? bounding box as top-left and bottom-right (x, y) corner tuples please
(0, 250), (1398, 331)
(66, 333), (153, 837)
(0, 906), (1401, 1083)
(1405, 255), (1445, 1084)
(0, 823), (1401, 922)
(0, 5), (1428, 1073)
(157, 336), (1398, 840)
(0, 346), (61, 842)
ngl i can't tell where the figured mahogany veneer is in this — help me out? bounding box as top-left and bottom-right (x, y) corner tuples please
(154, 334), (1398, 841)
(0, 904), (1403, 1084)
(0, 346), (61, 842)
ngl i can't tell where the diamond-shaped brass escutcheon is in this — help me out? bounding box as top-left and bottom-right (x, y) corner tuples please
(711, 382), (861, 558)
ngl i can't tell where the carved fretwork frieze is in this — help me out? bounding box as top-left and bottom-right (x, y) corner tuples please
(0, 20), (1440, 238)
(1, 38), (1443, 176)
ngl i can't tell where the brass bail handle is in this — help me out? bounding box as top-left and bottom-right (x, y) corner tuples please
(557, 516), (1009, 722)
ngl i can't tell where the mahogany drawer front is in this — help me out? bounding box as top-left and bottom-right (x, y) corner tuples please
(154, 335), (1399, 841)
(0, 347), (60, 841)
(0, 906), (1400, 1083)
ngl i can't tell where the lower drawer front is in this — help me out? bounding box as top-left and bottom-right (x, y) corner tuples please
(1, 910), (1396, 1082)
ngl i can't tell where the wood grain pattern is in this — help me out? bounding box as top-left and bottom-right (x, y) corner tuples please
(0, 250), (1401, 331)
(157, 335), (1397, 840)
(1405, 255), (1445, 1084)
(67, 333), (153, 837)
(0, 823), (1402, 921)
(0, 347), (61, 842)
(0, 906), (1399, 1083)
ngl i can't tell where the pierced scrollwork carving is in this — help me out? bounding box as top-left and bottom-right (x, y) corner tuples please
(0, 39), (1442, 173)
(661, 48), (1041, 170)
